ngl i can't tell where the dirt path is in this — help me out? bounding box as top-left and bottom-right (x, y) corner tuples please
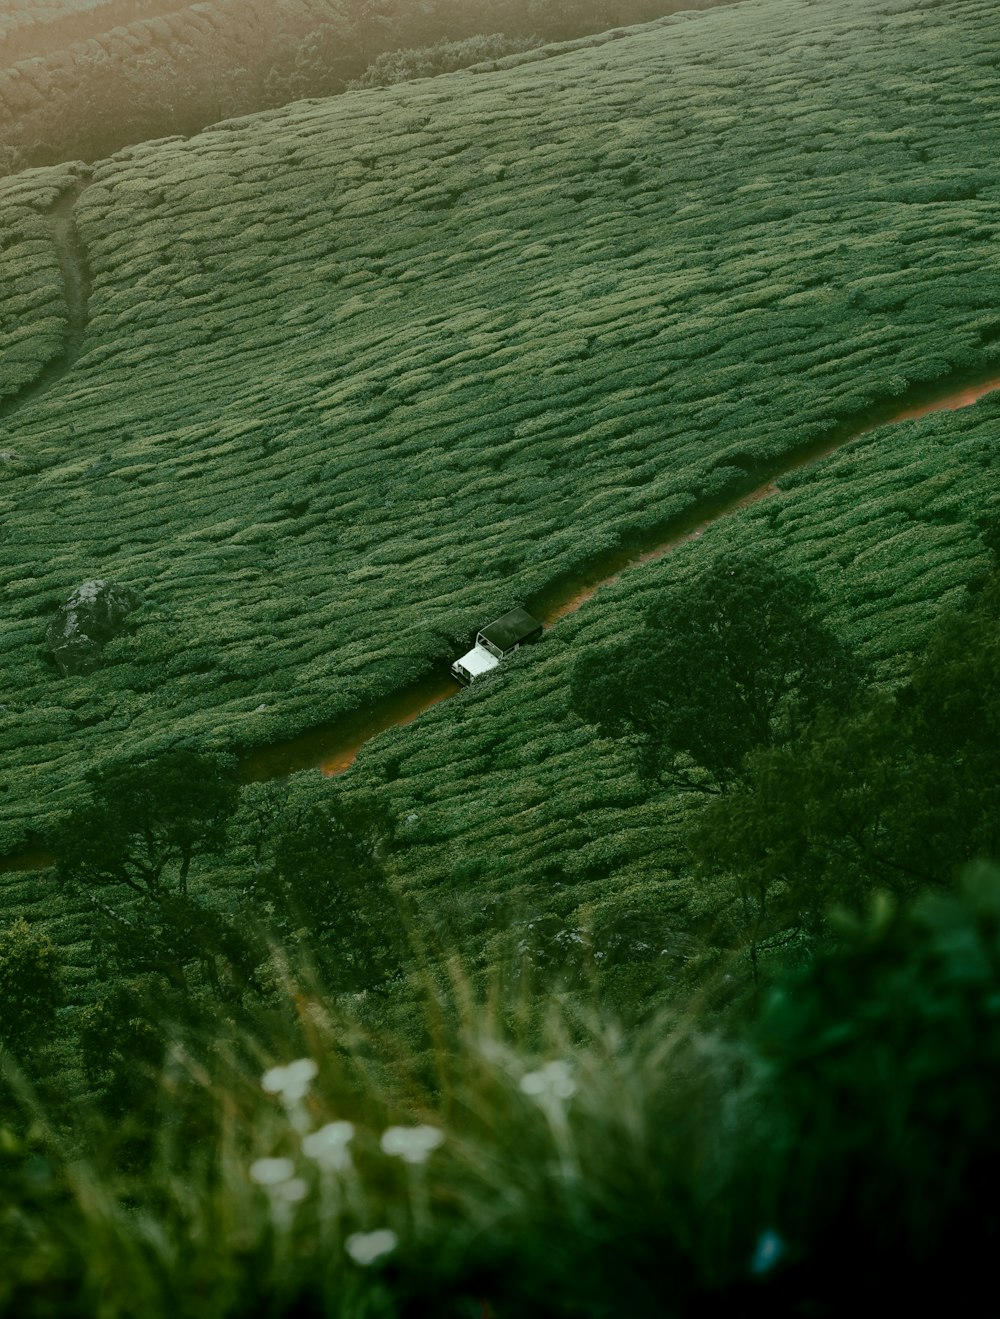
(241, 366), (1000, 784)
(0, 173), (93, 422)
(51, 179), (93, 366)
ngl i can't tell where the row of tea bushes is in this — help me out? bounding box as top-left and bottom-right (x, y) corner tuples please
(2, 394), (995, 1045)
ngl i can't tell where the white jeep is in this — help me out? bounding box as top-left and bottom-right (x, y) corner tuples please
(450, 607), (543, 685)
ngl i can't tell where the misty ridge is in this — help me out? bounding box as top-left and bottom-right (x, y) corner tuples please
(0, 0), (734, 175)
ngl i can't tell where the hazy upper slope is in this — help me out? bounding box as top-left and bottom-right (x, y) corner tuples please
(0, 0), (732, 175)
(0, 0), (348, 173)
(2, 0), (1000, 849)
(0, 0), (166, 46)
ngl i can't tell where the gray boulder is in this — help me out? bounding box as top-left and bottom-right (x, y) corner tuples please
(45, 579), (141, 676)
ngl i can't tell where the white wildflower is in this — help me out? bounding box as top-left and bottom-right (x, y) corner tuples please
(261, 1057), (318, 1103)
(520, 1059), (576, 1102)
(302, 1120), (355, 1170)
(380, 1124), (445, 1164)
(345, 1228), (398, 1266)
(249, 1157), (296, 1186)
(272, 1176), (309, 1205)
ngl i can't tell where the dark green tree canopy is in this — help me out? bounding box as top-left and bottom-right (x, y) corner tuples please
(697, 563), (1000, 937)
(46, 750), (257, 999)
(569, 549), (863, 790)
(48, 749), (240, 898)
(261, 790), (402, 993)
(0, 918), (63, 1057)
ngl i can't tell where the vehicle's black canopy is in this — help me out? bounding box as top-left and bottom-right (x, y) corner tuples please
(479, 607), (543, 652)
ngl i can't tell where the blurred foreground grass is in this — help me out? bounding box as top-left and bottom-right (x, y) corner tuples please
(4, 865), (1000, 1317)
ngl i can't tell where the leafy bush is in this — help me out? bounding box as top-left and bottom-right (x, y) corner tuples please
(0, 918), (63, 1057)
(736, 865), (1000, 1311)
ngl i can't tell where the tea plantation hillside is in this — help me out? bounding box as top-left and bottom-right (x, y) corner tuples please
(3, 0), (1000, 853)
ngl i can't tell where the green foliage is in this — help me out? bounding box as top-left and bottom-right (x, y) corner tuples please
(0, 970), (736, 1319)
(4, 871), (1000, 1316)
(76, 981), (165, 1116)
(90, 890), (263, 1000)
(264, 790), (404, 992)
(570, 549), (863, 789)
(46, 751), (260, 998)
(0, 918), (63, 1057)
(0, 165), (79, 406)
(348, 33), (544, 88)
(697, 565), (1000, 938)
(737, 865), (1000, 1308)
(49, 749), (239, 898)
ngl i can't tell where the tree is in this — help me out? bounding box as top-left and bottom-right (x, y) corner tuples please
(76, 982), (164, 1117)
(86, 890), (263, 1000)
(0, 919), (63, 1058)
(340, 0), (396, 65)
(695, 695), (914, 956)
(697, 562), (1000, 943)
(48, 750), (259, 998)
(49, 749), (239, 899)
(259, 790), (403, 993)
(569, 549), (863, 792)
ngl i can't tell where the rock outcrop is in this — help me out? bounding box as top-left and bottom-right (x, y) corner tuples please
(45, 579), (141, 676)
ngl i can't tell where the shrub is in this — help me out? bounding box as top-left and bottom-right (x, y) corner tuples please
(0, 918), (63, 1058)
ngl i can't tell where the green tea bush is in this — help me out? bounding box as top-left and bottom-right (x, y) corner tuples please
(0, 165), (79, 405)
(0, 917), (63, 1057)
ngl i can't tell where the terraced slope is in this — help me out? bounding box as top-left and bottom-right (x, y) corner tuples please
(7, 391), (993, 1013)
(0, 0), (165, 48)
(2, 0), (1000, 851)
